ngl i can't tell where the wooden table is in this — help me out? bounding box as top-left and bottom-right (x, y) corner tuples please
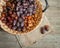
(0, 0), (60, 48)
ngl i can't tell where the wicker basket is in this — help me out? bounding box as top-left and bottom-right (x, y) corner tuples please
(0, 0), (42, 35)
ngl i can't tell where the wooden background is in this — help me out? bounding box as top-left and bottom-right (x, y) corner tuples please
(0, 0), (60, 48)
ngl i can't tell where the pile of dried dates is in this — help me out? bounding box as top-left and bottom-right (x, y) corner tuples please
(0, 0), (41, 32)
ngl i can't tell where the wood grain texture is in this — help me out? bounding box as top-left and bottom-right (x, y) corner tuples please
(0, 30), (20, 48)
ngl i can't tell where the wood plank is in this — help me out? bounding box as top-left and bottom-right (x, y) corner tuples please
(0, 30), (20, 48)
(41, 0), (60, 7)
(27, 34), (60, 48)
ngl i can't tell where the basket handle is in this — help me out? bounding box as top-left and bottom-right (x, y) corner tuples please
(42, 0), (49, 12)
